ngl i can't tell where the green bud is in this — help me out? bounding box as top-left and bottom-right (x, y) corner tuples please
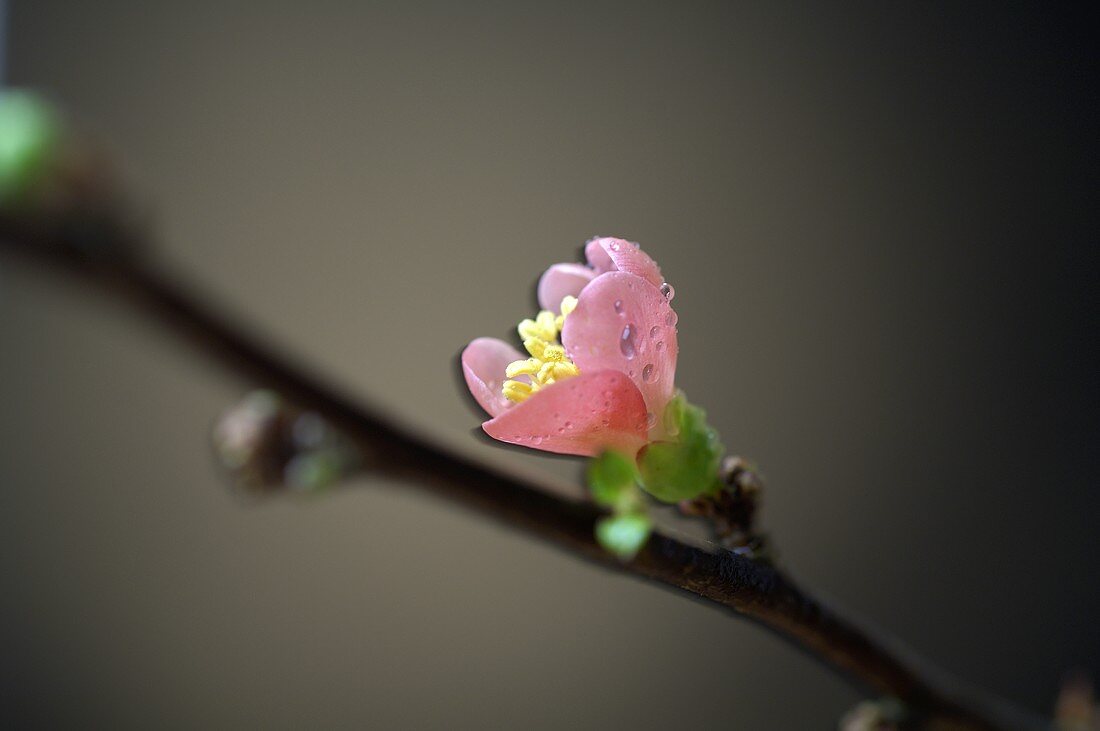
(587, 450), (638, 509)
(595, 512), (652, 560)
(0, 91), (61, 204)
(284, 451), (341, 492)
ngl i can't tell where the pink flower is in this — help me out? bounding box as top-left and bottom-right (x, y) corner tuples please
(461, 237), (679, 457)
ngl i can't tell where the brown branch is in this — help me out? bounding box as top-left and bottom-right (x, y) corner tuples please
(0, 211), (1049, 731)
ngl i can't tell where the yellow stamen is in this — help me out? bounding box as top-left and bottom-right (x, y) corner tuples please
(503, 380), (534, 403)
(505, 358), (541, 379)
(540, 343), (567, 362)
(536, 361), (557, 384)
(518, 310), (558, 343)
(523, 337), (549, 360)
(503, 296), (581, 403)
(555, 295), (578, 330)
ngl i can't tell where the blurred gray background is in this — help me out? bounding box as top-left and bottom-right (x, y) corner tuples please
(2, 1), (1096, 728)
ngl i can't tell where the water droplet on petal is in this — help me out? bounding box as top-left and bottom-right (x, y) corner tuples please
(642, 363), (657, 383)
(620, 324), (637, 359)
(601, 418), (610, 426)
(609, 241), (620, 251)
(660, 282), (675, 300)
(532, 435), (544, 446)
(631, 241), (640, 249)
(665, 310), (677, 326)
(646, 412), (657, 428)
(613, 299), (623, 314)
(649, 325), (660, 339)
(564, 421), (573, 429)
(656, 340), (665, 351)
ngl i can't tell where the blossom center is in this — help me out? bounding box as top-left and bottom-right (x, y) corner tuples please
(502, 296), (580, 403)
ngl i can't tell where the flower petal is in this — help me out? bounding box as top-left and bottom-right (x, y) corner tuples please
(561, 271), (678, 426)
(461, 337), (524, 418)
(536, 263), (595, 312)
(481, 369), (649, 457)
(585, 237), (664, 289)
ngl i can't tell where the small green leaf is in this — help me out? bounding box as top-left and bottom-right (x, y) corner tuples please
(661, 392), (686, 435)
(637, 393), (724, 503)
(595, 512), (652, 560)
(587, 450), (638, 509)
(0, 91), (60, 204)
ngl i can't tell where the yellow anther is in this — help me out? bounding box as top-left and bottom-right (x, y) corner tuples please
(523, 337), (549, 360)
(552, 361), (579, 379)
(537, 310), (557, 331)
(517, 320), (541, 341)
(555, 296), (578, 331)
(541, 344), (567, 362)
(536, 361), (557, 384)
(518, 310), (558, 343)
(502, 380), (534, 403)
(503, 295), (582, 403)
(505, 358), (541, 379)
(538, 361), (579, 384)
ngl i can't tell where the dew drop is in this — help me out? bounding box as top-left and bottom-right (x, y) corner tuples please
(660, 282), (675, 301)
(613, 299), (623, 314)
(601, 418), (610, 426)
(646, 411), (657, 428)
(665, 310), (678, 326)
(609, 241), (620, 251)
(642, 363), (657, 383)
(557, 427), (565, 433)
(649, 325), (660, 339)
(564, 421), (573, 429)
(619, 323), (637, 359)
(631, 241), (640, 249)
(532, 435), (544, 446)
(656, 340), (665, 351)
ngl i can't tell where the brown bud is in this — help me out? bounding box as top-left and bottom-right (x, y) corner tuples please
(679, 455), (769, 557)
(212, 390), (359, 494)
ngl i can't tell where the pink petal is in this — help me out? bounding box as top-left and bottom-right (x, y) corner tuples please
(461, 337), (525, 418)
(584, 237), (664, 289)
(561, 272), (678, 426)
(537, 263), (596, 312)
(481, 369), (649, 457)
